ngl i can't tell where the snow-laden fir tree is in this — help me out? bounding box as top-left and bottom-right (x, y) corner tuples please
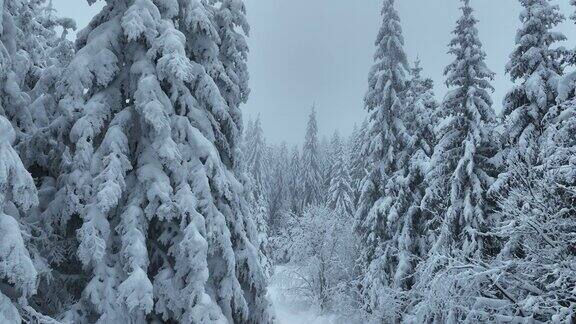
(266, 144), (300, 263)
(425, 0), (497, 261)
(49, 0), (272, 322)
(379, 59), (438, 299)
(301, 107), (323, 210)
(327, 132), (354, 217)
(0, 116), (40, 324)
(558, 1), (576, 101)
(355, 58), (439, 319)
(0, 0), (76, 320)
(348, 125), (361, 184)
(496, 0), (565, 183)
(354, 0), (412, 319)
(487, 92), (576, 319)
(404, 60), (438, 157)
(0, 0), (40, 134)
(326, 132), (341, 185)
(286, 144), (303, 214)
(488, 116), (576, 321)
(412, 1), (501, 321)
(267, 142), (290, 234)
(321, 133), (337, 199)
(348, 120), (369, 207)
(251, 191), (272, 280)
(210, 0), (250, 174)
(245, 116), (270, 204)
(318, 134), (331, 203)
(493, 0), (567, 206)
(243, 117), (274, 279)
(0, 0), (74, 157)
(479, 4), (576, 320)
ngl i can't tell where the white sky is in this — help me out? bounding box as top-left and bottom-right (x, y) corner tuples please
(53, 0), (576, 145)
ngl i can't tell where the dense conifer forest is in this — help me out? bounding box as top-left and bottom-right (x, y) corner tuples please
(0, 0), (574, 323)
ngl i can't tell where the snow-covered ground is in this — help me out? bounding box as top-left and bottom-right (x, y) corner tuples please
(268, 266), (338, 324)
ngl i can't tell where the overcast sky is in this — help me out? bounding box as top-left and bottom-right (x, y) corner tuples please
(53, 0), (576, 145)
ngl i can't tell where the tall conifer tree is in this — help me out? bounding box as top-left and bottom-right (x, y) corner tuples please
(425, 0), (497, 259)
(327, 133), (354, 217)
(49, 1), (272, 322)
(354, 0), (410, 319)
(301, 107), (323, 210)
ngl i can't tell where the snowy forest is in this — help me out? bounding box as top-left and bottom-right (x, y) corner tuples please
(0, 0), (575, 323)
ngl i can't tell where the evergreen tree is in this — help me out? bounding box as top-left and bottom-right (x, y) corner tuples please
(50, 1), (272, 322)
(404, 60), (438, 157)
(245, 116), (270, 202)
(326, 132), (341, 183)
(209, 0), (250, 173)
(301, 107), (323, 210)
(0, 0), (74, 320)
(252, 192), (272, 280)
(429, 0), (497, 259)
(243, 118), (274, 280)
(327, 132), (354, 217)
(0, 116), (40, 323)
(478, 4), (576, 320)
(488, 135), (576, 322)
(320, 134), (334, 200)
(499, 0), (565, 168)
(380, 59), (438, 298)
(267, 142), (290, 234)
(349, 120), (369, 207)
(354, 0), (411, 319)
(286, 145), (303, 214)
(413, 1), (500, 321)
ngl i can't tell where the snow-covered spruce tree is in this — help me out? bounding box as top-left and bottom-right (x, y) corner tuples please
(348, 120), (369, 207)
(286, 144), (303, 214)
(490, 0), (566, 232)
(378, 59), (439, 298)
(209, 0), (250, 174)
(251, 191), (272, 280)
(428, 0), (497, 261)
(493, 0), (567, 206)
(327, 132), (354, 217)
(559, 0), (576, 101)
(495, 0), (565, 191)
(243, 117), (272, 274)
(245, 116), (270, 204)
(318, 134), (331, 203)
(0, 0), (74, 161)
(404, 59), (438, 158)
(485, 84), (576, 320)
(486, 144), (576, 321)
(0, 0), (39, 135)
(354, 0), (411, 319)
(412, 1), (501, 321)
(18, 5), (76, 178)
(476, 5), (576, 320)
(355, 58), (439, 319)
(301, 107), (323, 210)
(266, 144), (300, 263)
(0, 0), (76, 319)
(0, 116), (40, 323)
(321, 133), (338, 199)
(53, 1), (272, 322)
(267, 142), (290, 235)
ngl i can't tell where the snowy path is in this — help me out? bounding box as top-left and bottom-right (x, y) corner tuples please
(268, 266), (337, 324)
